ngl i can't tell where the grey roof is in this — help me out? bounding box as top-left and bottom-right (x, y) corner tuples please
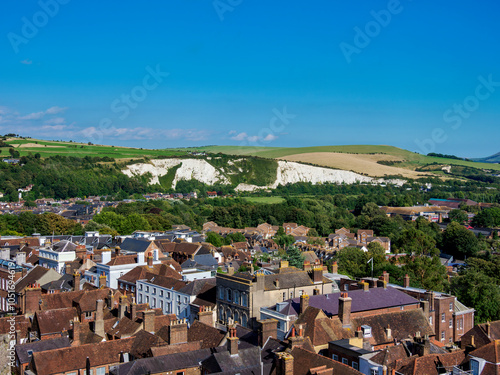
(273, 286), (419, 317)
(111, 348), (213, 375)
(52, 240), (77, 253)
(16, 337), (70, 364)
(120, 238), (152, 253)
(201, 346), (262, 374)
(179, 278), (216, 296)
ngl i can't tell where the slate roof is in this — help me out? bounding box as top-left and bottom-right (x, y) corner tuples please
(15, 265), (56, 293)
(178, 278), (216, 296)
(52, 240), (77, 252)
(201, 346), (262, 374)
(120, 238), (153, 253)
(284, 286), (419, 317)
(369, 344), (409, 368)
(16, 336), (71, 365)
(111, 348), (213, 375)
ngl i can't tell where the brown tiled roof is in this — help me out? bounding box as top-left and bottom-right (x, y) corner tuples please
(40, 288), (119, 311)
(32, 337), (135, 375)
(462, 321), (500, 349)
(129, 329), (167, 359)
(0, 315), (29, 337)
(395, 350), (466, 375)
(290, 346), (363, 375)
(150, 340), (202, 357)
(187, 321), (225, 349)
(106, 254), (137, 266)
(370, 344), (408, 368)
(469, 339), (500, 364)
(352, 309), (434, 346)
(35, 307), (76, 335)
(107, 316), (142, 339)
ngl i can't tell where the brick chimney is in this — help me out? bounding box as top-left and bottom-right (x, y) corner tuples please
(197, 305), (214, 327)
(331, 261), (338, 274)
(73, 271), (81, 291)
(303, 261), (312, 272)
(258, 319), (278, 346)
(227, 326), (239, 355)
(143, 310), (156, 333)
(94, 299), (105, 338)
(288, 325), (305, 349)
(420, 300), (429, 319)
(168, 319), (188, 343)
(276, 352), (294, 375)
(71, 320), (81, 346)
(339, 292), (352, 328)
(107, 289), (115, 310)
(256, 271), (265, 290)
(65, 263), (72, 275)
(99, 273), (107, 288)
(382, 271), (389, 283)
(118, 295), (128, 319)
(23, 284), (42, 315)
(311, 266), (323, 284)
(147, 256), (153, 267)
(130, 297), (137, 320)
(485, 321), (491, 337)
(300, 294), (309, 314)
(403, 274), (410, 288)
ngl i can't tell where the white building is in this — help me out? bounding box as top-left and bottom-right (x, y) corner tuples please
(84, 250), (162, 289)
(38, 240), (77, 274)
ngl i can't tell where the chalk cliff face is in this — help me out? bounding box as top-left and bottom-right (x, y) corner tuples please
(122, 158), (404, 190)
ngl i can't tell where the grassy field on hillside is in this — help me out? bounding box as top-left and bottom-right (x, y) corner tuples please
(242, 196), (285, 204)
(192, 145), (500, 172)
(4, 138), (187, 159)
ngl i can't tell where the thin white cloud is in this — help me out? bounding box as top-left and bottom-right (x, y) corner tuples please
(263, 134), (278, 141)
(20, 59), (32, 65)
(44, 117), (65, 125)
(230, 132), (248, 141)
(78, 126), (211, 143)
(19, 106), (67, 120)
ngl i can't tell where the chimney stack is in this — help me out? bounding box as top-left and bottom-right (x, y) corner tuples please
(99, 273), (107, 288)
(311, 266), (323, 284)
(256, 271), (265, 290)
(198, 305), (214, 327)
(94, 299), (105, 338)
(23, 284), (42, 315)
(168, 319), (188, 343)
(303, 261), (311, 272)
(227, 266), (234, 276)
(276, 352), (294, 375)
(420, 300), (429, 319)
(385, 325), (392, 340)
(71, 320), (81, 346)
(300, 294), (309, 314)
(227, 326), (239, 355)
(118, 295), (128, 319)
(403, 274), (410, 288)
(339, 292), (352, 328)
(73, 271), (81, 291)
(65, 263), (72, 275)
(331, 261), (338, 274)
(143, 310), (156, 333)
(288, 325), (305, 349)
(258, 319), (278, 346)
(130, 297), (137, 320)
(147, 256), (153, 267)
(485, 321), (491, 337)
(280, 260), (289, 269)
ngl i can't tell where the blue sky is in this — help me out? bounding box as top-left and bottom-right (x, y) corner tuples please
(1, 1), (499, 157)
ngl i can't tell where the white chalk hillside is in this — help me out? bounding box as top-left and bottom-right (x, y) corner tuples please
(122, 158), (404, 190)
(122, 159), (229, 189)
